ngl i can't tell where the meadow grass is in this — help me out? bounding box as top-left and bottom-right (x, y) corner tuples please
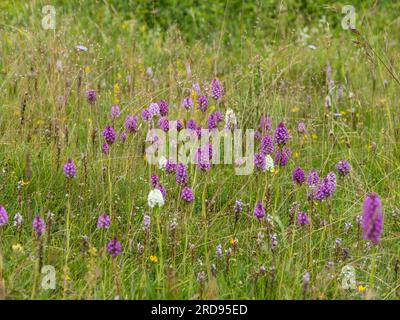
(0, 1), (399, 299)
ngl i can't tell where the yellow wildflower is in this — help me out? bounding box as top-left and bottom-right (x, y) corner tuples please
(357, 285), (366, 293)
(150, 255), (158, 263)
(88, 246), (97, 257)
(12, 243), (24, 253)
(85, 65), (90, 74)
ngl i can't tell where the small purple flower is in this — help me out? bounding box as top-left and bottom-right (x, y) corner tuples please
(97, 213), (111, 229)
(195, 147), (211, 171)
(275, 148), (291, 167)
(148, 103), (160, 117)
(297, 122), (307, 134)
(176, 162), (189, 186)
(63, 158), (77, 178)
(110, 105), (120, 119)
(120, 131), (127, 143)
(363, 193), (383, 244)
(187, 119), (198, 131)
(193, 82), (201, 95)
(181, 186), (194, 202)
(107, 237), (122, 257)
(158, 100), (169, 116)
(292, 167), (306, 185)
(259, 114), (271, 132)
(198, 95), (209, 112)
(254, 152), (266, 171)
(274, 122), (290, 146)
(296, 212), (310, 226)
(165, 159), (177, 173)
(234, 200), (243, 214)
(337, 160), (351, 176)
(150, 174), (159, 188)
(207, 113), (219, 130)
(254, 131), (262, 141)
(102, 125), (116, 144)
(33, 216), (46, 237)
(308, 169), (319, 187)
(157, 117), (169, 132)
(210, 79), (223, 100)
(102, 143), (109, 154)
(260, 135), (274, 155)
(141, 108), (151, 121)
(125, 115), (138, 133)
(0, 205), (8, 227)
(175, 119), (184, 131)
(315, 172), (337, 200)
(86, 90), (97, 104)
(254, 201), (266, 221)
(182, 96), (193, 110)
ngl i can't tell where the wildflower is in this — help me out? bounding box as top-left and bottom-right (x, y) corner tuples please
(297, 122), (307, 134)
(143, 215), (151, 233)
(253, 201), (265, 221)
(32, 216), (46, 237)
(165, 159), (177, 173)
(187, 119), (198, 131)
(308, 169), (319, 187)
(102, 125), (116, 144)
(150, 255), (158, 263)
(325, 95), (331, 108)
(97, 213), (111, 229)
(270, 233), (278, 250)
(181, 186), (194, 203)
(337, 160), (351, 176)
(363, 193), (383, 244)
(207, 112), (220, 130)
(12, 243), (24, 253)
(13, 212), (23, 228)
(158, 100), (169, 116)
(147, 189), (165, 208)
(198, 95), (208, 112)
(197, 271), (206, 283)
(357, 285), (366, 293)
(315, 172), (336, 200)
(234, 199), (243, 214)
(174, 119), (183, 131)
(210, 79), (223, 100)
(193, 82), (201, 95)
(86, 90), (96, 103)
(230, 238), (238, 246)
(110, 105), (120, 119)
(148, 103), (160, 118)
(296, 212), (310, 226)
(157, 117), (169, 132)
(260, 135), (274, 155)
(0, 206), (8, 227)
(274, 122), (289, 146)
(119, 131), (127, 143)
(107, 237), (122, 257)
(125, 115), (138, 133)
(195, 147), (211, 171)
(275, 147), (291, 166)
(141, 108), (151, 121)
(356, 215), (362, 226)
(254, 152), (266, 171)
(63, 158), (77, 178)
(259, 114), (271, 132)
(176, 162), (189, 186)
(137, 242), (144, 255)
(150, 174), (159, 188)
(292, 167), (306, 185)
(216, 244), (222, 258)
(101, 143), (109, 155)
(223, 109), (237, 131)
(182, 96), (193, 110)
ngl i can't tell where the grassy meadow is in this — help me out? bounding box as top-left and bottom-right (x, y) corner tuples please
(0, 1), (399, 299)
